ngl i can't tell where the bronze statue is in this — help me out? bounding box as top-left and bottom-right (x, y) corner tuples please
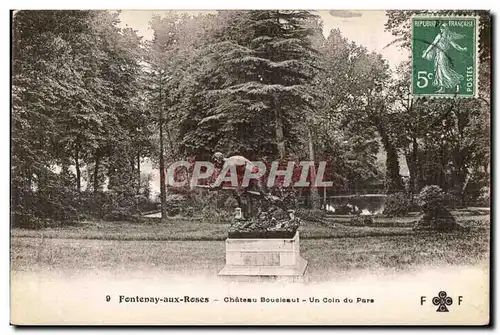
(210, 152), (268, 219)
(209, 152), (300, 238)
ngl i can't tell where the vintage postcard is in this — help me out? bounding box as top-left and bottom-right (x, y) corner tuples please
(10, 9), (491, 325)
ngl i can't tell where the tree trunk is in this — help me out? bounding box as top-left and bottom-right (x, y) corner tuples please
(405, 152), (415, 195)
(137, 154), (141, 195)
(274, 95), (285, 159)
(130, 156), (136, 194)
(93, 150), (100, 195)
(159, 127), (167, 220)
(307, 125), (320, 209)
(411, 136), (419, 194)
(164, 111), (174, 152)
(11, 179), (21, 225)
(406, 136), (420, 197)
(159, 73), (168, 221)
(323, 185), (327, 210)
(75, 145), (81, 193)
(461, 169), (471, 207)
(377, 124), (403, 194)
(384, 139), (403, 194)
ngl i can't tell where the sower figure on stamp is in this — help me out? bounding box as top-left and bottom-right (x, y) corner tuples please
(422, 22), (468, 94)
(210, 152), (268, 220)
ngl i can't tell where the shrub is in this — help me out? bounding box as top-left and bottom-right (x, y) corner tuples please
(295, 208), (325, 222)
(12, 167), (80, 228)
(165, 194), (189, 216)
(350, 215), (374, 226)
(383, 192), (410, 217)
(477, 186), (490, 207)
(417, 185), (445, 211)
(414, 185), (461, 232)
(181, 207), (194, 217)
(200, 206), (233, 224)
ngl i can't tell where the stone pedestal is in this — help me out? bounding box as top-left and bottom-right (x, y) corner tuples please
(218, 232), (308, 282)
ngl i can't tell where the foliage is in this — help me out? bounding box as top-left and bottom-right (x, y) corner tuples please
(417, 185), (445, 211)
(295, 208), (325, 222)
(10, 10), (490, 227)
(349, 215), (375, 227)
(415, 185), (462, 232)
(313, 28), (400, 194)
(12, 10), (154, 226)
(383, 192), (410, 217)
(386, 11), (490, 204)
(11, 167), (80, 228)
(176, 10), (320, 159)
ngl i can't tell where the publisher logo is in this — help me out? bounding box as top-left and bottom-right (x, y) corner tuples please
(421, 291), (463, 312)
(432, 291), (453, 312)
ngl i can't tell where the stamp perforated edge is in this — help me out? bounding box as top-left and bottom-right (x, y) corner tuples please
(410, 14), (480, 99)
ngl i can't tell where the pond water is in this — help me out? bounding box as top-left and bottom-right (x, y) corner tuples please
(302, 194), (387, 215)
(144, 194), (388, 217)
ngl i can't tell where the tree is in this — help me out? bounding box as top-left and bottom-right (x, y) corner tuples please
(178, 10), (319, 161)
(146, 12), (217, 219)
(317, 30), (403, 194)
(386, 10), (490, 204)
(12, 10), (150, 225)
(12, 10), (102, 225)
(307, 29), (388, 196)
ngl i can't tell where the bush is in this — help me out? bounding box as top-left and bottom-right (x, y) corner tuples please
(102, 191), (140, 222)
(350, 215), (374, 226)
(383, 192), (410, 217)
(415, 185), (461, 232)
(295, 208), (325, 222)
(187, 189), (236, 223)
(11, 167), (81, 228)
(165, 194), (189, 216)
(477, 186), (490, 207)
(181, 207), (194, 217)
(417, 185), (445, 211)
(200, 206), (233, 224)
(189, 189), (234, 210)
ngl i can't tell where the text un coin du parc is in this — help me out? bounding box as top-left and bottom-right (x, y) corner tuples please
(224, 297), (376, 304)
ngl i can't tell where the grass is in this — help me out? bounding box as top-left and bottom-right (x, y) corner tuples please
(325, 212), (490, 228)
(11, 220), (230, 241)
(302, 230), (489, 281)
(11, 229), (489, 281)
(11, 214), (490, 241)
(10, 213), (490, 281)
(11, 237), (226, 275)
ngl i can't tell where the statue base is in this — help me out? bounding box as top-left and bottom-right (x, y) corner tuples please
(218, 232), (308, 282)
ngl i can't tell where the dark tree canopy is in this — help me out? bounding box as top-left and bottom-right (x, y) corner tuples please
(11, 10), (491, 226)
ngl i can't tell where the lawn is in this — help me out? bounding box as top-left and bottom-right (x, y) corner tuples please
(11, 215), (490, 282)
(10, 213), (490, 241)
(11, 230), (489, 282)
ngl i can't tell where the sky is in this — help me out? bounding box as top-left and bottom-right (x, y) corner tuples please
(321, 10), (410, 68)
(117, 10), (410, 196)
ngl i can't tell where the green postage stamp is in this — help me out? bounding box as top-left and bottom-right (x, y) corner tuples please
(412, 16), (478, 97)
